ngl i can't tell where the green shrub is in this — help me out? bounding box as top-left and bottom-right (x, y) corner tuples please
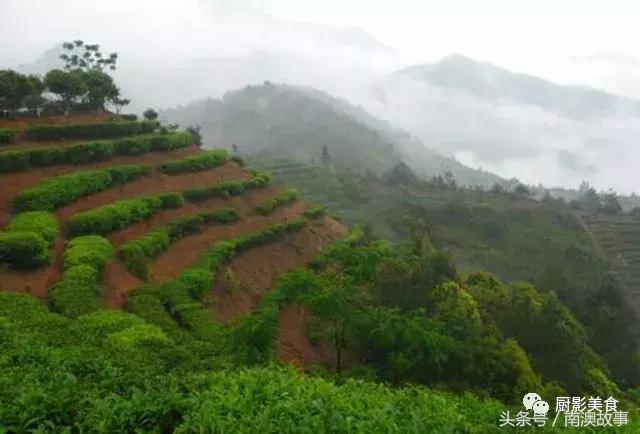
(120, 114), (138, 121)
(62, 235), (113, 272)
(13, 164), (150, 212)
(158, 150), (228, 174)
(183, 172), (271, 202)
(49, 280), (100, 318)
(0, 231), (49, 268)
(254, 188), (299, 215)
(67, 194), (179, 236)
(178, 269), (213, 299)
(0, 133), (191, 174)
(0, 128), (17, 145)
(63, 265), (99, 285)
(24, 121), (158, 141)
(51, 235), (112, 318)
(106, 323), (169, 349)
(158, 192), (184, 209)
(201, 208), (239, 224)
(6, 211), (59, 245)
(303, 204), (326, 219)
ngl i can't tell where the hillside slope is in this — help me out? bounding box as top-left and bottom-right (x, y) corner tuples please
(160, 82), (506, 187)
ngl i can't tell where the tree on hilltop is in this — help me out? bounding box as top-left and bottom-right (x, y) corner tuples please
(60, 40), (118, 71)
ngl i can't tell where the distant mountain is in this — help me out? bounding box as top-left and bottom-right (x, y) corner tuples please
(160, 82), (505, 186)
(397, 54), (640, 119)
(17, 44), (64, 75)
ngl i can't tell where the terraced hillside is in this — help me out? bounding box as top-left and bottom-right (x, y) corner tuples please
(581, 213), (640, 299)
(258, 157), (604, 277)
(0, 114), (345, 342)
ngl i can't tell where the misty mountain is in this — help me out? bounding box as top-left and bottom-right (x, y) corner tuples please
(397, 54), (640, 119)
(160, 82), (505, 186)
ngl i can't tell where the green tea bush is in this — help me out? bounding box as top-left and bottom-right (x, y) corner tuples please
(158, 192), (184, 209)
(200, 208), (239, 224)
(0, 231), (49, 268)
(183, 171), (271, 202)
(178, 269), (213, 299)
(67, 194), (181, 236)
(0, 128), (17, 145)
(303, 204), (326, 219)
(63, 264), (99, 285)
(0, 133), (191, 174)
(24, 120), (158, 141)
(119, 209), (240, 280)
(50, 235), (113, 318)
(49, 279), (101, 318)
(112, 132), (191, 155)
(254, 188), (299, 215)
(13, 164), (150, 212)
(158, 149), (228, 174)
(230, 155), (245, 166)
(6, 211), (59, 245)
(62, 235), (113, 272)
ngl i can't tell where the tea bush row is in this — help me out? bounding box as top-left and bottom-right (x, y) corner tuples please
(254, 188), (299, 215)
(0, 128), (17, 145)
(13, 164), (151, 212)
(303, 204), (326, 219)
(67, 192), (184, 236)
(49, 235), (113, 318)
(183, 171), (271, 202)
(0, 132), (191, 173)
(118, 208), (240, 280)
(158, 149), (228, 174)
(0, 212), (59, 268)
(127, 219), (306, 337)
(24, 120), (158, 141)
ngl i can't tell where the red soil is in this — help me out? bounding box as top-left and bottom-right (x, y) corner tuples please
(212, 215), (347, 324)
(102, 187), (284, 307)
(149, 199), (307, 287)
(0, 113), (113, 131)
(277, 304), (334, 368)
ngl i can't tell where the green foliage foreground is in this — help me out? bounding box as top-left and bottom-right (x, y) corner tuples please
(0, 291), (508, 432)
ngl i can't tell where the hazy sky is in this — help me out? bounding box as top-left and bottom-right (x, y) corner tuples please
(2, 0), (640, 91)
(2, 0), (640, 192)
